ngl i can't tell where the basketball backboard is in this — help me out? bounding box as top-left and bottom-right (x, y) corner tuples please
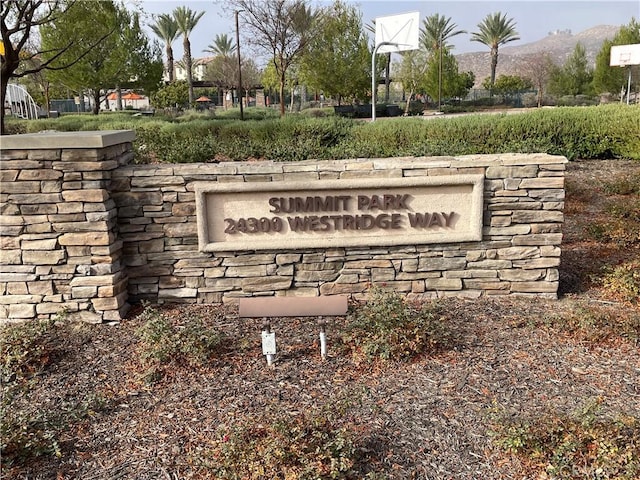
(610, 43), (640, 67)
(374, 11), (420, 53)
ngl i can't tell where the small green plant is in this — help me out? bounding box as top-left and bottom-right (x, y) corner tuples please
(601, 260), (640, 303)
(1, 318), (56, 384)
(542, 303), (640, 343)
(135, 305), (223, 379)
(585, 197), (640, 246)
(1, 319), (57, 462)
(1, 318), (107, 466)
(198, 406), (362, 479)
(602, 172), (640, 195)
(341, 287), (451, 363)
(491, 399), (640, 479)
(1, 391), (107, 465)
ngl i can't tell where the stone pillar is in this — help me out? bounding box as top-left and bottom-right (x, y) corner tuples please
(0, 131), (134, 323)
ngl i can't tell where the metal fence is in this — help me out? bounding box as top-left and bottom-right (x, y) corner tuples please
(5, 83), (42, 119)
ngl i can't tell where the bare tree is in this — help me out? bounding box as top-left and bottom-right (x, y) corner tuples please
(518, 51), (555, 107)
(229, 0), (320, 117)
(0, 0), (111, 134)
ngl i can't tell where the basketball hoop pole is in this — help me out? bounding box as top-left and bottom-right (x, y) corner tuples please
(626, 66), (631, 105)
(372, 42), (398, 121)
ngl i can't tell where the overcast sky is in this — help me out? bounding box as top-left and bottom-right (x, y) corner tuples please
(137, 0), (639, 63)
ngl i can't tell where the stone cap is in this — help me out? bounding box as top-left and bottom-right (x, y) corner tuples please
(1, 130), (136, 149)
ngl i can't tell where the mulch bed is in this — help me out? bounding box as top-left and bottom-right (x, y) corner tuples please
(4, 159), (640, 479)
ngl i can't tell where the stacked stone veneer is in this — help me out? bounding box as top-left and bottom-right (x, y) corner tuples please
(1, 131), (133, 322)
(1, 130), (567, 322)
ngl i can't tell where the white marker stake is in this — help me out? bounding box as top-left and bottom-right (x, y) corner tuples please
(261, 321), (276, 366)
(319, 318), (327, 360)
(319, 330), (327, 360)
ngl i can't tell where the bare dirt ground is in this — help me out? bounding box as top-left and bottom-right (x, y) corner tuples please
(3, 159), (639, 480)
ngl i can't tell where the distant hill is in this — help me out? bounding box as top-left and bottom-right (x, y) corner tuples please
(456, 25), (621, 87)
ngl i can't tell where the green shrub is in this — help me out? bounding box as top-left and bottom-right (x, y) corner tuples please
(197, 406), (363, 479)
(541, 304), (640, 343)
(401, 100), (426, 115)
(298, 107), (333, 118)
(1, 318), (107, 465)
(586, 197), (640, 246)
(341, 287), (451, 363)
(8, 104), (639, 162)
(601, 260), (640, 303)
(1, 389), (106, 465)
(1, 318), (56, 384)
(215, 107), (279, 121)
(602, 172), (640, 195)
(136, 305), (224, 380)
(4, 118), (27, 134)
(491, 399), (640, 479)
(556, 94), (599, 106)
(174, 110), (216, 122)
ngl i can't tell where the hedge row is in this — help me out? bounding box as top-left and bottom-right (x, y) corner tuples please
(7, 104), (639, 162)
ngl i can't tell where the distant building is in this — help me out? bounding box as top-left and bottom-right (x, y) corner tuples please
(548, 29), (572, 36)
(101, 91), (150, 111)
(173, 57), (214, 82)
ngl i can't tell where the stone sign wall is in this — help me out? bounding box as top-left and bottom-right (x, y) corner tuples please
(196, 175), (484, 251)
(1, 131), (567, 322)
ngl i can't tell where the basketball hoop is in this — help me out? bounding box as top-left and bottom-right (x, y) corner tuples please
(609, 44), (640, 67)
(609, 44), (640, 105)
(371, 12), (420, 121)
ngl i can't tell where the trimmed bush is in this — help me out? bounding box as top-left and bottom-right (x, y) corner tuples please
(7, 104), (639, 162)
(491, 399), (640, 479)
(341, 287), (451, 363)
(200, 407), (362, 479)
(135, 305), (224, 381)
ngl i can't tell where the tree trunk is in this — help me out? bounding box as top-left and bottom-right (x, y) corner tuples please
(167, 45), (174, 83)
(92, 90), (100, 115)
(289, 83), (295, 112)
(116, 85), (123, 111)
(0, 51), (19, 135)
(537, 87), (543, 108)
(1, 72), (9, 135)
(404, 91), (414, 115)
(185, 37), (194, 105)
(490, 46), (499, 99)
(44, 84), (51, 115)
(385, 53), (391, 102)
(279, 71), (286, 117)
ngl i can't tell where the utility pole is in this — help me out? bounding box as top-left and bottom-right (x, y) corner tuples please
(438, 34), (443, 112)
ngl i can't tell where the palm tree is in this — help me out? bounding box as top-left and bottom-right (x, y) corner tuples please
(205, 33), (237, 106)
(150, 13), (179, 83)
(420, 13), (466, 52)
(206, 33), (236, 57)
(173, 6), (205, 105)
(471, 12), (520, 91)
(420, 14), (466, 110)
